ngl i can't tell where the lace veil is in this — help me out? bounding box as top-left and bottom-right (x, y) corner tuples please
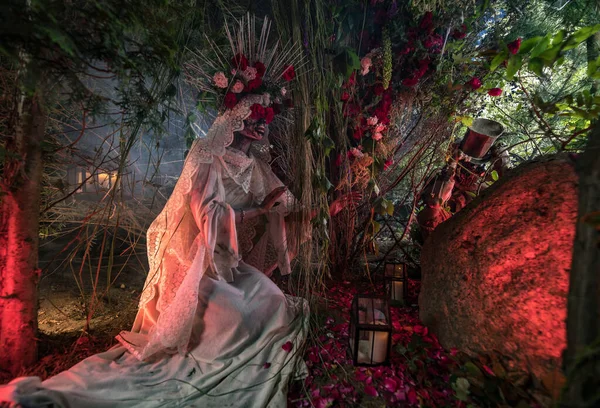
(120, 94), (273, 360)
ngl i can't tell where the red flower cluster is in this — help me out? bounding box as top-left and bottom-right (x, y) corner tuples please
(466, 77), (482, 90)
(422, 34), (444, 51)
(221, 53), (295, 119)
(231, 53), (249, 70)
(419, 12), (434, 33)
(249, 103), (275, 124)
(224, 92), (238, 109)
(488, 88), (503, 97)
(244, 77), (263, 92)
(282, 65), (296, 81)
(507, 38), (522, 55)
(402, 58), (430, 88)
(452, 24), (467, 40)
(373, 91), (393, 125)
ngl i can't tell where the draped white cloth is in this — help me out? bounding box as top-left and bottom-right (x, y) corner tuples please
(0, 144), (309, 407)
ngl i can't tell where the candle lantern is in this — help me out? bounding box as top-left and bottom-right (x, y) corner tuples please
(385, 261), (408, 306)
(348, 295), (392, 366)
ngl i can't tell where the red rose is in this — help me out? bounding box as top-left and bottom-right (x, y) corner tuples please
(373, 84), (385, 95)
(282, 65), (296, 81)
(244, 77), (263, 92)
(335, 154), (343, 167)
(254, 61), (266, 77)
(507, 38), (521, 55)
(341, 91), (350, 102)
(452, 24), (467, 39)
(419, 11), (434, 32)
(224, 92), (238, 109)
(400, 44), (414, 55)
(344, 72), (357, 88)
(374, 108), (390, 125)
(466, 77), (482, 90)
(249, 103), (265, 120)
(344, 103), (360, 117)
(353, 126), (364, 140)
(487, 88), (503, 96)
(231, 53), (248, 70)
(264, 107), (275, 124)
(423, 34), (443, 50)
(402, 77), (419, 87)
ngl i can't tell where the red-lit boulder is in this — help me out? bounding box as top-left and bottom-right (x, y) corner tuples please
(419, 155), (576, 378)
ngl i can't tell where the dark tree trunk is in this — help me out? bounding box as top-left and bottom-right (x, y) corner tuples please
(562, 123), (600, 406)
(0, 91), (46, 376)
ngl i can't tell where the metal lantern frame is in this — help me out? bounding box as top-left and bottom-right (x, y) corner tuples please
(348, 295), (392, 367)
(384, 261), (408, 306)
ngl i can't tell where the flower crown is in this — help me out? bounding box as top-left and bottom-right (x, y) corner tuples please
(184, 14), (302, 125)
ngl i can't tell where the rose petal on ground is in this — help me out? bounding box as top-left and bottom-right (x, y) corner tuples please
(364, 385), (379, 397)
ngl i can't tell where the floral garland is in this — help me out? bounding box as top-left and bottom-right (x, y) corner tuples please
(184, 15), (302, 124)
(212, 54), (296, 123)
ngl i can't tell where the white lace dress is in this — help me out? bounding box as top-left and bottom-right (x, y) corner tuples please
(0, 147), (309, 408)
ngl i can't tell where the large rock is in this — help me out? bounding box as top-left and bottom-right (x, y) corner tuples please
(419, 156), (577, 378)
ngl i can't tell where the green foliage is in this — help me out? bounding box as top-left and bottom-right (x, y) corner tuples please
(0, 0), (189, 128)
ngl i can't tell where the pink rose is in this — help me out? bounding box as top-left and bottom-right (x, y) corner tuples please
(280, 87), (287, 97)
(350, 147), (363, 158)
(231, 80), (244, 93)
(242, 66), (257, 81)
(213, 72), (228, 88)
(361, 56), (372, 76)
(402, 77), (419, 87)
(375, 124), (386, 133)
(367, 116), (378, 126)
(488, 87), (503, 96)
(372, 132), (383, 141)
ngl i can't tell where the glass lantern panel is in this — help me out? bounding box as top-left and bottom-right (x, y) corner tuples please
(390, 280), (405, 302)
(349, 320), (356, 355)
(385, 263), (405, 278)
(356, 330), (389, 364)
(357, 297), (388, 325)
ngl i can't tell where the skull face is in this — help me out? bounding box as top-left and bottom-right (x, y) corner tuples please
(239, 118), (267, 141)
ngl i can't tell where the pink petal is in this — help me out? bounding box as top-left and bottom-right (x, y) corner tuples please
(355, 371), (370, 382)
(394, 389), (406, 401)
(364, 385), (379, 397)
(263, 362), (271, 369)
(282, 341), (294, 352)
(384, 377), (398, 392)
(483, 365), (495, 376)
(407, 389), (418, 404)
